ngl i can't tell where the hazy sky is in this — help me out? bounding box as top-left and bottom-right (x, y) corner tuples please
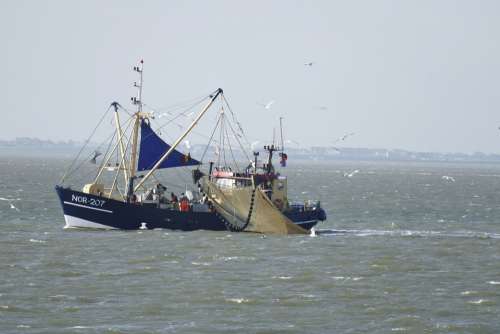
(2, 0), (499, 153)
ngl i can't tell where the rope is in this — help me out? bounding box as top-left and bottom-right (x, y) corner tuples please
(224, 110), (252, 164)
(142, 91), (211, 113)
(93, 129), (116, 182)
(59, 104), (115, 185)
(223, 117), (240, 172)
(200, 114), (223, 163)
(222, 94), (252, 154)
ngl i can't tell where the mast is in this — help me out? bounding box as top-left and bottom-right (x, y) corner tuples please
(134, 88), (223, 192)
(279, 116), (285, 152)
(112, 102), (129, 185)
(264, 144), (278, 174)
(129, 60), (144, 179)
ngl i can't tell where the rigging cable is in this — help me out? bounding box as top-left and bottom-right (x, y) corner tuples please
(223, 115), (240, 172)
(224, 110), (252, 164)
(199, 113), (223, 163)
(64, 113), (134, 185)
(60, 104), (116, 185)
(77, 117), (133, 190)
(222, 94), (252, 153)
(93, 129), (117, 182)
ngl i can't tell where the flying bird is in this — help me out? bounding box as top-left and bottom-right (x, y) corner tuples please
(442, 175), (456, 182)
(343, 169), (359, 178)
(90, 151), (102, 164)
(183, 140), (191, 150)
(257, 100), (275, 110)
(284, 139), (300, 146)
(333, 132), (355, 144)
(313, 106), (328, 111)
(331, 147), (340, 152)
(157, 112), (171, 119)
(250, 141), (260, 151)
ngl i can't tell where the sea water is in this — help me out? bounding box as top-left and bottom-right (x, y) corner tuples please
(0, 157), (499, 333)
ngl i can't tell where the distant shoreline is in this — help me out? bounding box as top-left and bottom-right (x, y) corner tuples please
(2, 144), (500, 164)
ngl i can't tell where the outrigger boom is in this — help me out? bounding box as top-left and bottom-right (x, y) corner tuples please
(133, 88), (222, 193)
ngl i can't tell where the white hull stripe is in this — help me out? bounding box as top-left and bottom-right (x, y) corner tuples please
(63, 201), (113, 213)
(295, 220), (316, 225)
(63, 214), (117, 230)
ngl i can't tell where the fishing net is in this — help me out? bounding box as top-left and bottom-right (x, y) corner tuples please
(201, 176), (307, 235)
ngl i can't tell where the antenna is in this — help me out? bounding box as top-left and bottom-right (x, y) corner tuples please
(131, 59), (144, 113)
(128, 60), (144, 183)
(279, 116), (284, 152)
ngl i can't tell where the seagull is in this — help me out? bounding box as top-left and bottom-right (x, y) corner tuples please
(90, 150), (102, 164)
(332, 132), (355, 145)
(304, 62), (315, 66)
(342, 133), (355, 140)
(250, 141), (260, 151)
(442, 175), (456, 182)
(331, 147), (340, 152)
(313, 106), (328, 111)
(343, 169), (359, 178)
(284, 139), (300, 146)
(157, 112), (172, 119)
(257, 100), (275, 110)
(236, 121), (245, 135)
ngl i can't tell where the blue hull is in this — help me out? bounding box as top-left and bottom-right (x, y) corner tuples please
(55, 186), (226, 231)
(55, 186), (325, 231)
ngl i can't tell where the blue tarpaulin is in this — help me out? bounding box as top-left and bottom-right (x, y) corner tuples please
(137, 120), (200, 171)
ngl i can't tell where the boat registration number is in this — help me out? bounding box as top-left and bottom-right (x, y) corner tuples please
(72, 195), (106, 208)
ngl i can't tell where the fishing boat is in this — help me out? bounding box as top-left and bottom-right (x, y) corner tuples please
(55, 61), (326, 234)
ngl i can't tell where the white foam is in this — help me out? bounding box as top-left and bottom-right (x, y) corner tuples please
(468, 299), (489, 304)
(316, 229), (500, 239)
(191, 262), (211, 266)
(29, 239), (46, 243)
(488, 281), (500, 285)
(226, 298), (249, 304)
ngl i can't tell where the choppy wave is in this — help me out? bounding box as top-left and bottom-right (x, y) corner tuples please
(226, 298), (250, 304)
(316, 229), (500, 239)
